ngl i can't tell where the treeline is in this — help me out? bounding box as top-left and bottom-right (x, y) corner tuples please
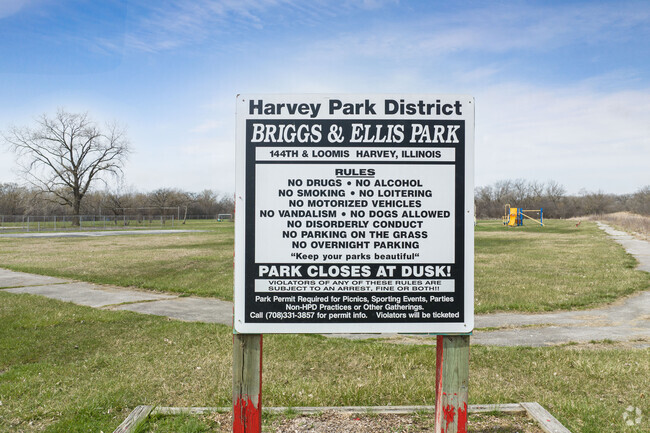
(2, 181), (648, 219)
(475, 180), (649, 219)
(0, 184), (234, 218)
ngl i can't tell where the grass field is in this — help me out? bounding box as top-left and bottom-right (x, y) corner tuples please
(0, 219), (648, 432)
(0, 221), (235, 300)
(0, 219), (647, 312)
(0, 293), (647, 433)
(474, 219), (648, 312)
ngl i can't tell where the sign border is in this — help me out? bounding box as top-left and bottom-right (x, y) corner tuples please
(234, 94), (474, 334)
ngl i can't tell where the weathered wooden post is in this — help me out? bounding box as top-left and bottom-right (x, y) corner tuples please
(233, 333), (263, 433)
(435, 335), (470, 433)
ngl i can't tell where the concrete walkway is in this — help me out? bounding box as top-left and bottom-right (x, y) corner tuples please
(1, 222), (648, 346)
(596, 222), (650, 272)
(470, 222), (649, 347)
(0, 268), (233, 326)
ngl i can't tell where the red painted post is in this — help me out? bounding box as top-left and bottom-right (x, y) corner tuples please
(233, 333), (263, 433)
(435, 335), (470, 433)
(435, 335), (444, 432)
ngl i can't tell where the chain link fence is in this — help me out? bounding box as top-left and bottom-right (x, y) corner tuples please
(0, 214), (181, 233)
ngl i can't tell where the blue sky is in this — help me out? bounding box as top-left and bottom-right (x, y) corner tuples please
(1, 0), (648, 195)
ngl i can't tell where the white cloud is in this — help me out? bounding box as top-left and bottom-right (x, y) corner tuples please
(0, 0), (33, 19)
(189, 119), (223, 134)
(117, 0), (294, 53)
(300, 2), (650, 63)
(474, 82), (650, 194)
(100, 0), (411, 54)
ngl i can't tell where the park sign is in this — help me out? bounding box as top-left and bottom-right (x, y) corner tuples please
(234, 94), (474, 334)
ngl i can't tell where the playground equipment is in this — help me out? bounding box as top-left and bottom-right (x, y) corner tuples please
(503, 204), (543, 227)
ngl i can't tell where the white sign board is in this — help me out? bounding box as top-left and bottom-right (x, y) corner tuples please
(234, 94), (474, 334)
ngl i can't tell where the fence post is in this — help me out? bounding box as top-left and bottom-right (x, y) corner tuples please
(233, 333), (263, 433)
(27, 216), (30, 232)
(435, 335), (470, 433)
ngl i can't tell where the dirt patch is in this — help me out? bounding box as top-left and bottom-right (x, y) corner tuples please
(198, 411), (545, 432)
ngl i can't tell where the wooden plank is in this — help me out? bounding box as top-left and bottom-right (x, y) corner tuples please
(435, 335), (470, 433)
(152, 404), (524, 416)
(112, 405), (154, 433)
(152, 406), (231, 415)
(263, 404), (522, 415)
(521, 402), (572, 433)
(467, 403), (524, 413)
(233, 333), (263, 433)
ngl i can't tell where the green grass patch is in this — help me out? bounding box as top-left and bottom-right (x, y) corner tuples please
(1, 219), (647, 312)
(0, 222), (234, 300)
(0, 293), (647, 432)
(474, 219), (649, 312)
(138, 413), (215, 433)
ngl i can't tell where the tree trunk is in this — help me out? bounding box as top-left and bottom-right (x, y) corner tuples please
(72, 196), (81, 227)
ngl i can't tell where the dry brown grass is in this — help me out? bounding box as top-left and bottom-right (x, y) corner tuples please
(581, 212), (650, 240)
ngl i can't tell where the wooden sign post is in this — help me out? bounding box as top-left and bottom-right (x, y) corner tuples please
(233, 94), (474, 433)
(435, 335), (470, 433)
(232, 333), (263, 433)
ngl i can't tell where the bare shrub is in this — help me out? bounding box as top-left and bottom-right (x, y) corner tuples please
(583, 211), (650, 240)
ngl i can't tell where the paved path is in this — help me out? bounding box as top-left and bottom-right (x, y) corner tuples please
(0, 268), (232, 326)
(1, 222), (648, 346)
(467, 222), (649, 347)
(596, 222), (650, 272)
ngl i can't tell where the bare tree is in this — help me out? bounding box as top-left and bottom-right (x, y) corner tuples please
(629, 186), (650, 216)
(0, 183), (26, 215)
(2, 109), (130, 225)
